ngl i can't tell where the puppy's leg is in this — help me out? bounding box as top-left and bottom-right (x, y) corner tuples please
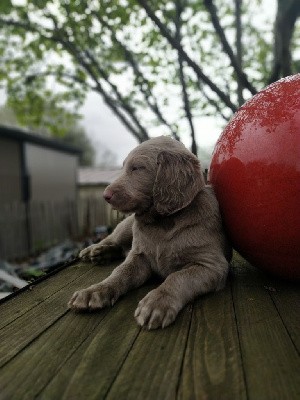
(68, 252), (151, 311)
(135, 259), (229, 330)
(79, 214), (134, 263)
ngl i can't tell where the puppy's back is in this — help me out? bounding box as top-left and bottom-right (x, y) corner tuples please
(199, 186), (232, 262)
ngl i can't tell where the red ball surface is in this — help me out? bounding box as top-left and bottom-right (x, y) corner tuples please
(210, 74), (300, 280)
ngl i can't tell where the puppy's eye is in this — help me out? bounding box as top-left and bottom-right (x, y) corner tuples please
(131, 165), (145, 172)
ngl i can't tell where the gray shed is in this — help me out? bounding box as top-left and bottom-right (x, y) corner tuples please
(0, 125), (80, 259)
(0, 125), (80, 205)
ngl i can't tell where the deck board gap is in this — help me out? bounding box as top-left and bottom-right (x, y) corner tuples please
(229, 270), (249, 400)
(103, 326), (143, 399)
(0, 265), (94, 331)
(175, 304), (194, 399)
(0, 310), (69, 371)
(269, 291), (300, 356)
(35, 309), (111, 399)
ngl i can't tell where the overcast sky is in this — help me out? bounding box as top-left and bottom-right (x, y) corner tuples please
(82, 91), (222, 166)
(82, 92), (139, 165)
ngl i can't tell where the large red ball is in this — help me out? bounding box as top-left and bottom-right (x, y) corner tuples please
(210, 74), (300, 280)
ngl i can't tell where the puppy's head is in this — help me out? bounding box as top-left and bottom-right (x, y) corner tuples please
(103, 136), (205, 215)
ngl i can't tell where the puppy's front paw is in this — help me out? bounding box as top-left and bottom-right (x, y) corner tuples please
(68, 284), (118, 311)
(79, 243), (116, 264)
(134, 289), (178, 330)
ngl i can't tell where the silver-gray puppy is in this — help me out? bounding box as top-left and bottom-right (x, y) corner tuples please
(68, 136), (231, 329)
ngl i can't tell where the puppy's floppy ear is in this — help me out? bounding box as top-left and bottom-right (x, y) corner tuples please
(153, 150), (205, 215)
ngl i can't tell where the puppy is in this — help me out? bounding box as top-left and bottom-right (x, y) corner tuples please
(68, 136), (231, 329)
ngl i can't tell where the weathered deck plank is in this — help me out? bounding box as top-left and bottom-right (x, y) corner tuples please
(41, 286), (149, 400)
(1, 310), (110, 400)
(0, 255), (299, 400)
(106, 304), (192, 400)
(0, 263), (115, 368)
(177, 281), (247, 400)
(269, 282), (300, 353)
(231, 259), (300, 400)
(0, 263), (94, 329)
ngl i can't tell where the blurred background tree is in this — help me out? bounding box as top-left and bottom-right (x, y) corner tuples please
(0, 0), (299, 155)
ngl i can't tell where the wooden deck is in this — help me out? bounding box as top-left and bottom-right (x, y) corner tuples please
(0, 254), (299, 400)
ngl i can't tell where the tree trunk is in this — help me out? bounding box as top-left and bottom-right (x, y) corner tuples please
(235, 0), (244, 106)
(269, 0), (300, 83)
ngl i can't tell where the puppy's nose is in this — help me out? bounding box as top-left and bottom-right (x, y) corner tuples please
(103, 188), (113, 203)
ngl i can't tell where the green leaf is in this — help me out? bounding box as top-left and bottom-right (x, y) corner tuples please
(0, 0), (12, 14)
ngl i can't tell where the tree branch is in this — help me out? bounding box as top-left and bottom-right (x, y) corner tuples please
(25, 70), (94, 92)
(234, 0), (244, 106)
(94, 12), (180, 140)
(55, 42), (147, 142)
(82, 63), (148, 143)
(136, 0), (238, 112)
(175, 0), (197, 154)
(199, 85), (230, 122)
(84, 49), (149, 141)
(203, 0), (256, 96)
(69, 49), (149, 143)
(51, 9), (150, 142)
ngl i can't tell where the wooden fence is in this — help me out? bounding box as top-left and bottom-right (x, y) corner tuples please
(0, 197), (124, 260)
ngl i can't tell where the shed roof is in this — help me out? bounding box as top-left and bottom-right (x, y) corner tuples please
(0, 124), (81, 155)
(78, 168), (121, 185)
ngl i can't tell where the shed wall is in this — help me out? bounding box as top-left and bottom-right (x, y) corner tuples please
(0, 137), (22, 204)
(25, 143), (77, 202)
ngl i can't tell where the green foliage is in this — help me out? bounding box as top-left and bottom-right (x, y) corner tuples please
(22, 267), (45, 279)
(0, 0), (12, 14)
(6, 83), (81, 137)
